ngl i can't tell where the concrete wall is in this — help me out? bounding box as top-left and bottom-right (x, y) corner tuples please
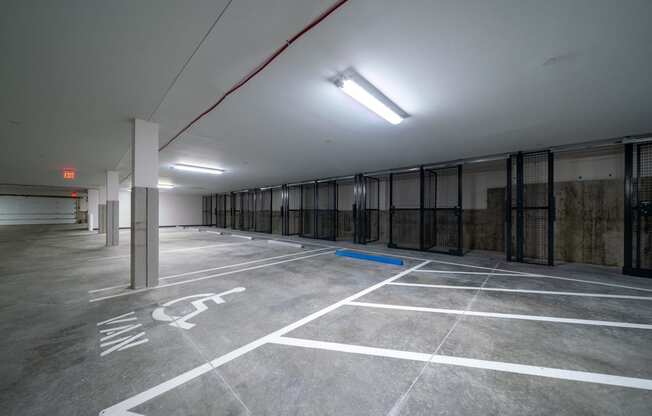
(460, 148), (625, 266)
(119, 191), (202, 227)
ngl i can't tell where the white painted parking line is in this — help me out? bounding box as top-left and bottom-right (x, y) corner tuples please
(270, 337), (652, 391)
(89, 284), (129, 294)
(88, 247), (330, 295)
(86, 243), (250, 262)
(347, 301), (652, 330)
(90, 251), (336, 302)
(160, 247), (330, 280)
(231, 234), (254, 240)
(340, 247), (652, 294)
(160, 247), (328, 280)
(267, 240), (303, 249)
(98, 260), (431, 415)
(414, 270), (527, 276)
(388, 282), (652, 300)
(96, 311), (135, 326)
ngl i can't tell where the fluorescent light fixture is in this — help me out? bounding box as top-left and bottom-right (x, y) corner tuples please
(158, 182), (175, 189)
(334, 69), (408, 125)
(172, 163), (224, 175)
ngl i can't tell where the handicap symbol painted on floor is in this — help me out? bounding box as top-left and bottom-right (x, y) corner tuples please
(152, 287), (245, 330)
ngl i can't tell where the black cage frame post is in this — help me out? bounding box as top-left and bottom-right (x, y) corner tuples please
(624, 142), (652, 277)
(281, 185), (289, 235)
(353, 174), (364, 244)
(506, 151), (555, 265)
(214, 194), (219, 228)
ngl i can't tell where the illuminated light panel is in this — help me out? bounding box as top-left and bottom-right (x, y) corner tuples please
(63, 169), (76, 180)
(158, 182), (175, 189)
(172, 163), (224, 175)
(334, 70), (408, 125)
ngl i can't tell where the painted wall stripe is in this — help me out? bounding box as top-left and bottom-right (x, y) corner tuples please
(347, 301), (652, 330)
(270, 337), (652, 391)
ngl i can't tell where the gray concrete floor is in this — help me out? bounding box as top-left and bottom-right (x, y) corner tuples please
(1, 224), (652, 416)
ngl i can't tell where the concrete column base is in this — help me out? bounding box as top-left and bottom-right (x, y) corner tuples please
(98, 204), (106, 234)
(106, 200), (119, 246)
(130, 187), (159, 289)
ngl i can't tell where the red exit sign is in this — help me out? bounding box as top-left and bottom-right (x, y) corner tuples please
(63, 169), (76, 180)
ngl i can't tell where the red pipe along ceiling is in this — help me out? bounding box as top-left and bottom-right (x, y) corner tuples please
(158, 0), (351, 152)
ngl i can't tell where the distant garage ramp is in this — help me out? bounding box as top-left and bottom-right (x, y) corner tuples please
(0, 196), (76, 225)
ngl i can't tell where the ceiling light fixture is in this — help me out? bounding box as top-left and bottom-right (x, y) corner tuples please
(158, 182), (175, 189)
(172, 163), (224, 175)
(334, 69), (408, 125)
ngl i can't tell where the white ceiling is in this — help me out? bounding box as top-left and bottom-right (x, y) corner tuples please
(2, 0), (652, 194)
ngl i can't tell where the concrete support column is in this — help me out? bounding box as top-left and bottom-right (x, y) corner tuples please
(106, 171), (120, 246)
(130, 119), (159, 289)
(98, 186), (107, 234)
(87, 189), (99, 231)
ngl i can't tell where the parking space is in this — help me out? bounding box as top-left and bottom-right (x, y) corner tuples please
(2, 227), (652, 416)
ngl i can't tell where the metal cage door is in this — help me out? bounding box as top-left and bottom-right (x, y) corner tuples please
(506, 151), (555, 265)
(423, 165), (463, 255)
(624, 142), (652, 277)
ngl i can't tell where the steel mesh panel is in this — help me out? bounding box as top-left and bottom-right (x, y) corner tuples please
(636, 144), (652, 269)
(301, 183), (315, 238)
(390, 171), (421, 249)
(364, 177), (380, 242)
(523, 209), (548, 263)
(366, 210), (379, 242)
(640, 144), (652, 202)
(522, 152), (549, 264)
(423, 167), (460, 253)
(216, 194), (228, 228)
(271, 188), (282, 234)
(337, 179), (354, 241)
(316, 182), (336, 240)
(287, 185), (302, 235)
(391, 209), (421, 249)
(523, 152), (549, 208)
(241, 193), (254, 231)
(254, 189), (272, 233)
(225, 195), (232, 228)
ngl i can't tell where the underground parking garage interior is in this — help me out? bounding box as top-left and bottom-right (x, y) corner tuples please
(2, 1), (652, 415)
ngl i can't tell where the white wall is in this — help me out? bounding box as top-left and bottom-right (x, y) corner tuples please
(118, 191), (202, 227)
(0, 196), (76, 224)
